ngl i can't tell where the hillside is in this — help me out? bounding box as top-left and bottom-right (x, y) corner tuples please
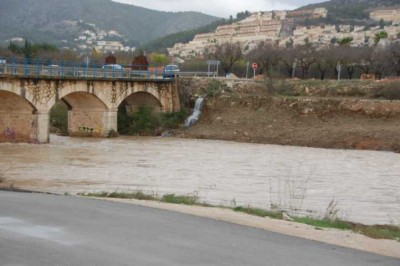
(0, 0), (219, 49)
(300, 0), (400, 20)
(144, 0), (400, 52)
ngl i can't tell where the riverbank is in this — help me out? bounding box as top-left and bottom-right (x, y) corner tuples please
(176, 78), (400, 152)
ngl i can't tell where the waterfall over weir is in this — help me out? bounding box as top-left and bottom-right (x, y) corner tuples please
(184, 97), (205, 127)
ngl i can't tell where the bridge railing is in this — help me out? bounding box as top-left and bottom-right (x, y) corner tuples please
(0, 58), (177, 80)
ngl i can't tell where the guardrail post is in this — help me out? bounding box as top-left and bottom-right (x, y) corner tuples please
(36, 58), (40, 78)
(61, 61), (64, 78)
(24, 58), (28, 77)
(12, 58), (16, 75)
(155, 64), (158, 80)
(73, 64), (76, 77)
(93, 63), (97, 78)
(49, 60), (53, 76)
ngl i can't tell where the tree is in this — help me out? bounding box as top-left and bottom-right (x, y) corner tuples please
(379, 19), (385, 29)
(389, 43), (400, 76)
(280, 47), (299, 78)
(315, 49), (331, 80)
(297, 42), (316, 79)
(246, 42), (281, 77)
(212, 42), (242, 75)
(374, 31), (388, 45)
(337, 37), (353, 46)
(7, 39), (59, 59)
(341, 47), (358, 79)
(356, 46), (374, 75)
(149, 52), (169, 66)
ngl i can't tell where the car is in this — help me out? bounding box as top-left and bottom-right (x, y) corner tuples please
(41, 64), (61, 76)
(102, 64), (124, 70)
(163, 64), (180, 78)
(101, 64), (124, 77)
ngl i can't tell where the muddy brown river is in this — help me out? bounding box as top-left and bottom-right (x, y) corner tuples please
(0, 135), (399, 225)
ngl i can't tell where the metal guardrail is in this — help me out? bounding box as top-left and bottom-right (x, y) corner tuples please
(0, 58), (176, 80)
(0, 58), (225, 80)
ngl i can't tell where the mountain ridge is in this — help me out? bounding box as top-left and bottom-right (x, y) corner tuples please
(0, 0), (219, 48)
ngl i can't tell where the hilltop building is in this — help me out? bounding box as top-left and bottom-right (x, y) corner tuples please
(168, 7), (400, 58)
(370, 8), (400, 22)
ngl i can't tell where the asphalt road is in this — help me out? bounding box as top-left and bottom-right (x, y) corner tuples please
(0, 191), (398, 266)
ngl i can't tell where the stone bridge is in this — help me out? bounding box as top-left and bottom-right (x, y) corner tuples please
(0, 76), (180, 143)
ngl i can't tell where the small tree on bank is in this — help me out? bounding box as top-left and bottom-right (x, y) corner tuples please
(212, 42), (242, 75)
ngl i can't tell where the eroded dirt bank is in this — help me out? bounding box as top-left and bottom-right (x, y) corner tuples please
(176, 78), (400, 152)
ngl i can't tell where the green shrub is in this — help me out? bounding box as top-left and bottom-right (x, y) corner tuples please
(49, 101), (68, 134)
(107, 129), (118, 138)
(267, 79), (298, 96)
(372, 82), (400, 100)
(234, 206), (283, 219)
(206, 79), (225, 96)
(118, 105), (187, 136)
(160, 110), (187, 129)
(161, 194), (199, 205)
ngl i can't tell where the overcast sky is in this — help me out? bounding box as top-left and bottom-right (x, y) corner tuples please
(112, 0), (325, 18)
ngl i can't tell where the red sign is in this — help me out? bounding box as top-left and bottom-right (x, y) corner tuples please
(252, 63), (258, 70)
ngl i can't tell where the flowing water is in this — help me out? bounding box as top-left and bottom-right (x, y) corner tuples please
(0, 135), (399, 225)
(184, 97), (204, 127)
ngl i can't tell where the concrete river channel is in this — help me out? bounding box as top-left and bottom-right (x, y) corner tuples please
(0, 135), (399, 225)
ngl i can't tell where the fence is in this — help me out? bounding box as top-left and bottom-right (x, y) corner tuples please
(0, 58), (175, 80)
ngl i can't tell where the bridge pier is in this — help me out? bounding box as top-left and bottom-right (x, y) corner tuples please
(31, 110), (50, 143)
(102, 108), (118, 137)
(67, 108), (118, 137)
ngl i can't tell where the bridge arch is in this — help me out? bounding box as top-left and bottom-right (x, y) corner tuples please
(0, 80), (38, 110)
(51, 91), (110, 137)
(47, 82), (109, 111)
(114, 83), (164, 111)
(0, 90), (37, 142)
(121, 91), (163, 113)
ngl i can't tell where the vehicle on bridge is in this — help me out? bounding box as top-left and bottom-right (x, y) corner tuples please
(102, 64), (124, 70)
(163, 65), (180, 78)
(101, 64), (125, 78)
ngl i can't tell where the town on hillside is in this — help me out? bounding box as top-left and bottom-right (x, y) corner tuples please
(168, 7), (400, 58)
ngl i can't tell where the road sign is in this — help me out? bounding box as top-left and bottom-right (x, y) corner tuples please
(252, 63), (257, 70)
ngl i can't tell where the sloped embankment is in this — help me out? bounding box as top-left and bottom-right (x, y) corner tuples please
(177, 78), (400, 152)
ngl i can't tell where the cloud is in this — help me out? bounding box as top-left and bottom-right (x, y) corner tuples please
(113, 0), (323, 18)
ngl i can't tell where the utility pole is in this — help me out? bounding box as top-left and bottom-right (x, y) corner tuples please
(246, 61), (249, 79)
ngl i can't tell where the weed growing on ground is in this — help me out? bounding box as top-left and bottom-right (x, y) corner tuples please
(79, 191), (158, 201)
(161, 194), (199, 205)
(372, 82), (400, 100)
(206, 79), (226, 96)
(269, 169), (312, 217)
(323, 199), (340, 221)
(233, 206), (283, 219)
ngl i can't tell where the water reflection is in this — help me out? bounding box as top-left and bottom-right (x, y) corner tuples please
(0, 135), (399, 225)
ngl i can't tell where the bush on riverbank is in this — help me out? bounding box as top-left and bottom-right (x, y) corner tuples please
(117, 105), (187, 136)
(50, 101), (68, 135)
